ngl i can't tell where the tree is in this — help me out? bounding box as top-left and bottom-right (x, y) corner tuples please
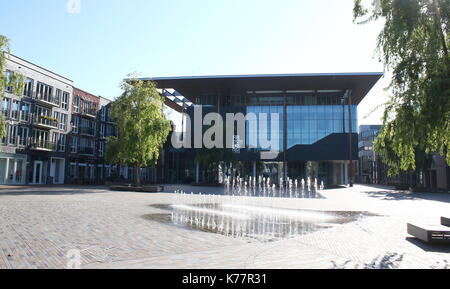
(353, 0), (450, 176)
(105, 77), (171, 186)
(0, 35), (24, 139)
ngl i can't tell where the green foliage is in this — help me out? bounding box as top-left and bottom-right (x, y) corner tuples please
(105, 76), (171, 185)
(0, 35), (25, 139)
(354, 0), (450, 176)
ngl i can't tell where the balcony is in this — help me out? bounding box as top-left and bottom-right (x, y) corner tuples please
(79, 147), (95, 155)
(30, 140), (56, 151)
(32, 115), (58, 129)
(80, 127), (96, 136)
(34, 93), (60, 107)
(82, 109), (97, 119)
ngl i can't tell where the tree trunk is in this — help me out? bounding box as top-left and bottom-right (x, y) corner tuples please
(135, 164), (141, 187)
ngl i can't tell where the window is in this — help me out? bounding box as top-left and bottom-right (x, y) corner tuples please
(71, 136), (78, 153)
(18, 127), (29, 146)
(23, 78), (33, 97)
(70, 163), (77, 177)
(99, 142), (105, 157)
(20, 102), (31, 122)
(74, 95), (80, 113)
(7, 125), (17, 146)
(4, 71), (12, 92)
(36, 82), (54, 102)
(55, 89), (62, 106)
(53, 111), (60, 126)
(11, 100), (19, 120)
(32, 129), (50, 147)
(82, 99), (88, 114)
(80, 118), (95, 135)
(61, 92), (69, 110)
(58, 134), (66, 152)
(60, 113), (68, 131)
(100, 107), (106, 121)
(72, 116), (79, 133)
(52, 132), (58, 145)
(2, 97), (10, 118)
(80, 137), (95, 155)
(106, 124), (116, 137)
(100, 124), (105, 138)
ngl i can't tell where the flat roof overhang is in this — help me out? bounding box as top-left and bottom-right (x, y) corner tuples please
(141, 73), (383, 110)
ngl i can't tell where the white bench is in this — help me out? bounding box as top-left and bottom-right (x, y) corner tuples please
(407, 223), (450, 245)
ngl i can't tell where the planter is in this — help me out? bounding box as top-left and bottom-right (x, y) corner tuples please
(109, 185), (164, 193)
(190, 182), (223, 187)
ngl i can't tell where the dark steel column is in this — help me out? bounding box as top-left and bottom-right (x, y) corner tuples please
(347, 90), (354, 187)
(283, 91), (287, 189)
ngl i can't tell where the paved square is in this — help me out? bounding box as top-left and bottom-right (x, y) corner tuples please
(0, 184), (449, 269)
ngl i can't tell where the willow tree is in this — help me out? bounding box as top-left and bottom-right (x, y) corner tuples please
(106, 77), (171, 186)
(0, 35), (24, 138)
(354, 0), (450, 176)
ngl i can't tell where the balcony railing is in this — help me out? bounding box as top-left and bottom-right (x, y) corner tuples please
(35, 93), (60, 106)
(30, 140), (56, 151)
(79, 147), (95, 155)
(32, 115), (58, 129)
(82, 109), (97, 118)
(80, 127), (96, 136)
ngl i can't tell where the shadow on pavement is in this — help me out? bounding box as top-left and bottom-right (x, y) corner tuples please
(365, 252), (405, 269)
(362, 190), (450, 204)
(406, 237), (450, 253)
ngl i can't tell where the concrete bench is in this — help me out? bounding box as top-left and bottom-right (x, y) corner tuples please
(109, 185), (164, 193)
(442, 217), (450, 227)
(407, 223), (450, 245)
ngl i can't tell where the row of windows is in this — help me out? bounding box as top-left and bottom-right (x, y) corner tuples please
(5, 73), (115, 124)
(359, 129), (380, 142)
(4, 71), (71, 111)
(73, 95), (100, 116)
(70, 136), (105, 157)
(1, 126), (67, 152)
(71, 116), (116, 137)
(1, 98), (70, 131)
(246, 105), (358, 149)
(2, 96), (115, 134)
(1, 124), (106, 156)
(194, 91), (346, 106)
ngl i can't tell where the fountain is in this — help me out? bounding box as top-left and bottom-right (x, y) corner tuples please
(143, 172), (377, 243)
(155, 175), (342, 241)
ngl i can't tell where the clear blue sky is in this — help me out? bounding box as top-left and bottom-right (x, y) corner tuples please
(0, 0), (389, 126)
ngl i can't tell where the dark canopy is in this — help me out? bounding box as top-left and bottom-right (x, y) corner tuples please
(141, 72), (383, 111)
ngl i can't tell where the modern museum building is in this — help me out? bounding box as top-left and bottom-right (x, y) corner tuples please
(145, 73), (383, 186)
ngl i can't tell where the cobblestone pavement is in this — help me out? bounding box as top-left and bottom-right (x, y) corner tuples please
(0, 184), (448, 269)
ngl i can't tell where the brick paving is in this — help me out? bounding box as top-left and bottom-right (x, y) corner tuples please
(0, 184), (448, 269)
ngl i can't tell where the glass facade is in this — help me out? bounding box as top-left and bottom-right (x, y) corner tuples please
(246, 106), (284, 151)
(246, 105), (357, 150)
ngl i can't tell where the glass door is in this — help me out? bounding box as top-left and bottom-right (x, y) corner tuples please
(33, 161), (43, 184)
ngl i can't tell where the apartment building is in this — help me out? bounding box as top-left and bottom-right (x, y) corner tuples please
(97, 96), (118, 182)
(1, 54), (73, 185)
(67, 89), (119, 184)
(68, 88), (100, 184)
